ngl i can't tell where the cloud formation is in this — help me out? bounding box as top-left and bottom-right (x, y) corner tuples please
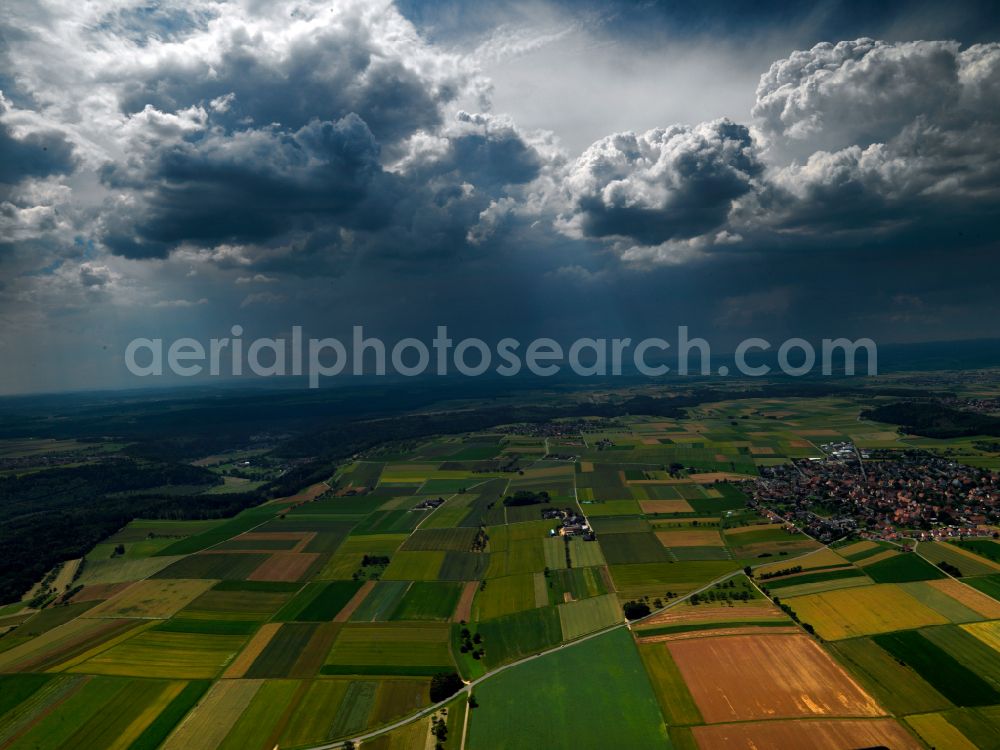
(1, 0), (999, 393)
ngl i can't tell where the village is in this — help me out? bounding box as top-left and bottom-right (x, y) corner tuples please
(750, 443), (1000, 543)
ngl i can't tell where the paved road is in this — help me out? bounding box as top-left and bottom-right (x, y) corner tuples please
(301, 564), (756, 749)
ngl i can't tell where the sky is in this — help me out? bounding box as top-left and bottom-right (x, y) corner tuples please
(0, 0), (999, 394)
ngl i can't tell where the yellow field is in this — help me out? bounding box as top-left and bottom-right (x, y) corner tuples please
(222, 622), (281, 678)
(905, 713), (978, 750)
(161, 679), (263, 750)
(855, 549), (900, 567)
(107, 681), (188, 750)
(838, 540), (879, 557)
(84, 579), (217, 619)
(654, 529), (723, 547)
(755, 547), (848, 575)
(961, 620), (1000, 653)
(926, 579), (1000, 619)
(786, 584), (949, 641)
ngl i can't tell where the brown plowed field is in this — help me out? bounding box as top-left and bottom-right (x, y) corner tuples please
(639, 602), (786, 629)
(334, 580), (376, 623)
(637, 625), (801, 643)
(667, 633), (883, 723)
(638, 500), (695, 514)
(692, 718), (920, 749)
(247, 552), (320, 582)
(453, 581), (479, 622)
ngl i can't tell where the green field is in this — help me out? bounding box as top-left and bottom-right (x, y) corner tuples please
(473, 574), (537, 620)
(472, 606), (563, 670)
(966, 574), (1000, 601)
(323, 623), (454, 676)
(217, 679), (301, 750)
(598, 532), (670, 564)
(382, 551), (446, 580)
(637, 643), (703, 725)
(350, 581), (411, 622)
(919, 542), (1000, 577)
(467, 628), (668, 749)
(389, 581), (463, 621)
(872, 629), (1000, 706)
(69, 630), (246, 679)
(275, 581), (363, 622)
(557, 593), (622, 639)
(828, 637), (952, 715)
(862, 552), (948, 583)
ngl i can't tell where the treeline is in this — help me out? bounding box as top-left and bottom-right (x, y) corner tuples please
(861, 401), (1000, 438)
(0, 460), (251, 604)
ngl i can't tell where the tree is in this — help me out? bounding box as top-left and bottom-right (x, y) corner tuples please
(743, 565), (753, 577)
(469, 695), (479, 708)
(623, 600), (651, 619)
(430, 672), (464, 703)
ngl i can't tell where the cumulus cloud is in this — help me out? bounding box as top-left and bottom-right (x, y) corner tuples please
(558, 119), (761, 248)
(750, 40), (1000, 235)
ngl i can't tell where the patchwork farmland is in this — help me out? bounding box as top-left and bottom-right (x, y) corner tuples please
(4, 403), (1000, 749)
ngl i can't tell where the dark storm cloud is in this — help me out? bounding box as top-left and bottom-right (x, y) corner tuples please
(100, 112), (386, 258)
(0, 109), (75, 186)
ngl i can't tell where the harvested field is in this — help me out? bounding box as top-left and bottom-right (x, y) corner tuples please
(246, 552), (320, 582)
(68, 582), (133, 604)
(638, 625), (801, 642)
(655, 529), (724, 547)
(84, 579), (216, 619)
(160, 678), (262, 750)
(667, 633), (883, 723)
(638, 500), (694, 514)
(638, 601), (787, 629)
(222, 623), (281, 678)
(785, 583), (949, 640)
(691, 718), (920, 749)
(927, 578), (1000, 619)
